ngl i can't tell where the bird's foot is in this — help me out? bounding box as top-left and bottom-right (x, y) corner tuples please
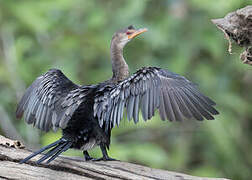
(84, 156), (95, 161)
(93, 144), (117, 161)
(83, 151), (94, 161)
(92, 157), (117, 161)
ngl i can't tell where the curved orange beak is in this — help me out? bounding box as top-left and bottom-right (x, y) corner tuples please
(128, 28), (148, 39)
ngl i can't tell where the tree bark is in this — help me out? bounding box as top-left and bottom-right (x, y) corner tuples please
(212, 5), (252, 65)
(0, 135), (229, 180)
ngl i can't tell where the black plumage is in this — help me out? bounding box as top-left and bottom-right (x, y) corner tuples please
(17, 25), (219, 164)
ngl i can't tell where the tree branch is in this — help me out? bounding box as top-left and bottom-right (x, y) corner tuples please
(212, 5), (252, 65)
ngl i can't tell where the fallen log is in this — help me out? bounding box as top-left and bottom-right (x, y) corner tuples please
(0, 135), (229, 180)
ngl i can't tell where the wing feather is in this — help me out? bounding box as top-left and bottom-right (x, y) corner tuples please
(133, 95), (140, 123)
(148, 85), (154, 118)
(168, 91), (184, 121)
(127, 96), (135, 121)
(179, 89), (204, 120)
(16, 69), (87, 132)
(94, 67), (219, 131)
(173, 90), (192, 119)
(141, 90), (149, 121)
(163, 90), (176, 122)
(158, 91), (167, 121)
(183, 88), (214, 120)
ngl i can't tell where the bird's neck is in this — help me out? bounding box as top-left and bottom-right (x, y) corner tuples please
(110, 42), (129, 83)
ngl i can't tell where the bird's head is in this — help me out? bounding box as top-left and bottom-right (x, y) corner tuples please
(111, 25), (148, 49)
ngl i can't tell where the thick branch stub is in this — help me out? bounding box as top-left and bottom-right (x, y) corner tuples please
(240, 47), (252, 65)
(212, 5), (252, 65)
(0, 134), (24, 149)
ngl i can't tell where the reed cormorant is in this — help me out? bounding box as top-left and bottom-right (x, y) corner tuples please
(17, 25), (219, 164)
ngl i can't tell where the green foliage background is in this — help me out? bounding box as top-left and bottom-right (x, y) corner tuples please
(0, 0), (251, 179)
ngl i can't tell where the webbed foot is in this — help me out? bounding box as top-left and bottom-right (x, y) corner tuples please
(83, 151), (94, 161)
(92, 157), (117, 161)
(94, 144), (117, 161)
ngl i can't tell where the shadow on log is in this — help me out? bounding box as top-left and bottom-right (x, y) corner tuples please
(0, 135), (229, 180)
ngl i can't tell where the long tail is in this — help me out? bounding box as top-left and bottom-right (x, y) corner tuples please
(20, 138), (72, 164)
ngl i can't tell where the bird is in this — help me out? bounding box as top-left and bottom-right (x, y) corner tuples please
(17, 25), (219, 164)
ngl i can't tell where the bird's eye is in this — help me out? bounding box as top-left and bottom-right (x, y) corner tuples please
(126, 31), (132, 35)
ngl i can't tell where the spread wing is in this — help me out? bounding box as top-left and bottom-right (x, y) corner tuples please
(94, 67), (219, 131)
(16, 69), (87, 132)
